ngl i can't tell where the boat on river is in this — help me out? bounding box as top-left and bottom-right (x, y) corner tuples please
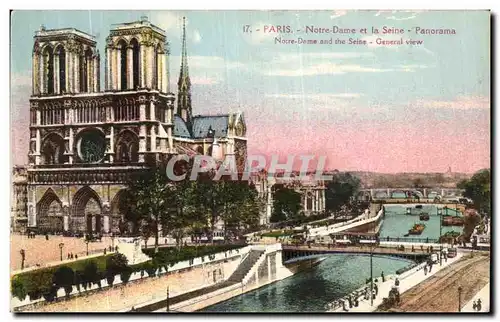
(419, 212), (430, 221)
(408, 223), (426, 235)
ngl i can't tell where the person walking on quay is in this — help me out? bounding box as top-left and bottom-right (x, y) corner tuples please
(473, 300), (478, 311)
(381, 271), (385, 282)
(476, 298), (482, 311)
(374, 283), (378, 296)
(424, 264), (428, 275)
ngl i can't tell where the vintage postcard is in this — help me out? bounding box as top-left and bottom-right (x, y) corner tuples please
(10, 10), (490, 313)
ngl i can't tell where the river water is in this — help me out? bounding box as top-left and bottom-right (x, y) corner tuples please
(379, 204), (462, 240)
(201, 254), (412, 312)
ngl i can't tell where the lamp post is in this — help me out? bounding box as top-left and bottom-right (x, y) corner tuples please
(59, 243), (64, 261)
(458, 286), (463, 312)
(19, 249), (25, 270)
(438, 208), (443, 266)
(111, 234), (115, 249)
(85, 240), (89, 256)
(166, 286), (170, 312)
(370, 241), (374, 306)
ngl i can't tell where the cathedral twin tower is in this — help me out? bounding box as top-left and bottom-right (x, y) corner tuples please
(24, 16), (247, 234)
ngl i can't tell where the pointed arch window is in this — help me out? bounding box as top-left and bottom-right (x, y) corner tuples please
(43, 47), (54, 94)
(130, 39), (140, 89)
(119, 40), (128, 90)
(58, 47), (66, 94)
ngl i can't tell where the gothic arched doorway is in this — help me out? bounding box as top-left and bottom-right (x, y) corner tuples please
(71, 186), (102, 234)
(36, 188), (64, 233)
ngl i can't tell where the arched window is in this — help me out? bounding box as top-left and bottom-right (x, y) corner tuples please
(43, 46), (54, 94)
(130, 39), (140, 89)
(154, 45), (159, 89)
(58, 47), (66, 94)
(80, 48), (92, 93)
(119, 40), (128, 90)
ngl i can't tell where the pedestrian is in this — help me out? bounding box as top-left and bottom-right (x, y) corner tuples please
(424, 265), (428, 275)
(67, 253), (70, 259)
(45, 234), (49, 241)
(473, 300), (477, 311)
(477, 298), (482, 311)
(75, 254), (78, 259)
(374, 284), (378, 296)
(381, 271), (385, 282)
(412, 245), (415, 252)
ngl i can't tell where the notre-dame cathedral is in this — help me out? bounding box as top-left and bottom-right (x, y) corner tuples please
(16, 16), (247, 234)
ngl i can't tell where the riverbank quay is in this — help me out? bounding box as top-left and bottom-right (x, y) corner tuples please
(329, 251), (465, 312)
(13, 245), (250, 312)
(125, 244), (320, 312)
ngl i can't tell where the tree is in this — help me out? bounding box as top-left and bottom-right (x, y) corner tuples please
(458, 169), (491, 217)
(53, 266), (75, 298)
(325, 172), (361, 212)
(271, 184), (302, 223)
(221, 181), (262, 241)
(127, 167), (171, 253)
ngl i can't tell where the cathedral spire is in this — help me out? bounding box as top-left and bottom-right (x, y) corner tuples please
(177, 16), (192, 124)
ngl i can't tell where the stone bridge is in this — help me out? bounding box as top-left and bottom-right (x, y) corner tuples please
(282, 244), (431, 263)
(358, 188), (465, 200)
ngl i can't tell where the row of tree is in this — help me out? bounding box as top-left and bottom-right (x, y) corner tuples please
(457, 169), (491, 217)
(123, 165), (263, 252)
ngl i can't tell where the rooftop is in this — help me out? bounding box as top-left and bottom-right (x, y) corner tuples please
(110, 16), (166, 36)
(35, 26), (96, 42)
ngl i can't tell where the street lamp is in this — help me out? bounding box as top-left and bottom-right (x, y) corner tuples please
(59, 243), (65, 261)
(85, 240), (89, 256)
(370, 241), (375, 306)
(111, 234), (115, 249)
(458, 286), (463, 312)
(166, 286), (170, 312)
(19, 249), (25, 270)
(438, 208), (443, 266)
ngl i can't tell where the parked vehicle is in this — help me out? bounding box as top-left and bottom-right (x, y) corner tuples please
(447, 248), (457, 258)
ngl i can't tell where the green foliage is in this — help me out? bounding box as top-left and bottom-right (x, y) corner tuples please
(53, 266), (75, 297)
(271, 184), (302, 222)
(119, 267), (133, 284)
(260, 230), (296, 238)
(458, 169), (491, 216)
(11, 276), (27, 301)
(106, 253), (129, 274)
(325, 172), (361, 211)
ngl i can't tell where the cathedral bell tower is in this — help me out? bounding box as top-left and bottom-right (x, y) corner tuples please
(105, 15), (169, 92)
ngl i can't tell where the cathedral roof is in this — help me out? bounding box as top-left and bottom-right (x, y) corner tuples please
(173, 115), (192, 138)
(191, 115), (229, 139)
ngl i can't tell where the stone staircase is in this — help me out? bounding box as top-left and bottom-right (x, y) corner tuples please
(227, 250), (265, 283)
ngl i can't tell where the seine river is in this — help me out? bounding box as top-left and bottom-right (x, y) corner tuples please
(200, 254), (412, 312)
(379, 204), (462, 240)
(202, 204), (462, 312)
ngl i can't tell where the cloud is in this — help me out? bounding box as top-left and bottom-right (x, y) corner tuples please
(149, 12), (201, 44)
(266, 93), (363, 100)
(415, 96), (490, 110)
(190, 76), (218, 85)
(387, 15), (417, 21)
(262, 62), (393, 76)
(330, 10), (349, 19)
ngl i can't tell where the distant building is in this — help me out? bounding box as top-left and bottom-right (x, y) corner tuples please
(11, 166), (28, 232)
(252, 171), (327, 225)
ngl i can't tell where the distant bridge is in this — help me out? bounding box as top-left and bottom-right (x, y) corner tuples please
(282, 244), (431, 263)
(358, 188), (465, 200)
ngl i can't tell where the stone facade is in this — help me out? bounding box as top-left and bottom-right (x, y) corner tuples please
(14, 16), (247, 234)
